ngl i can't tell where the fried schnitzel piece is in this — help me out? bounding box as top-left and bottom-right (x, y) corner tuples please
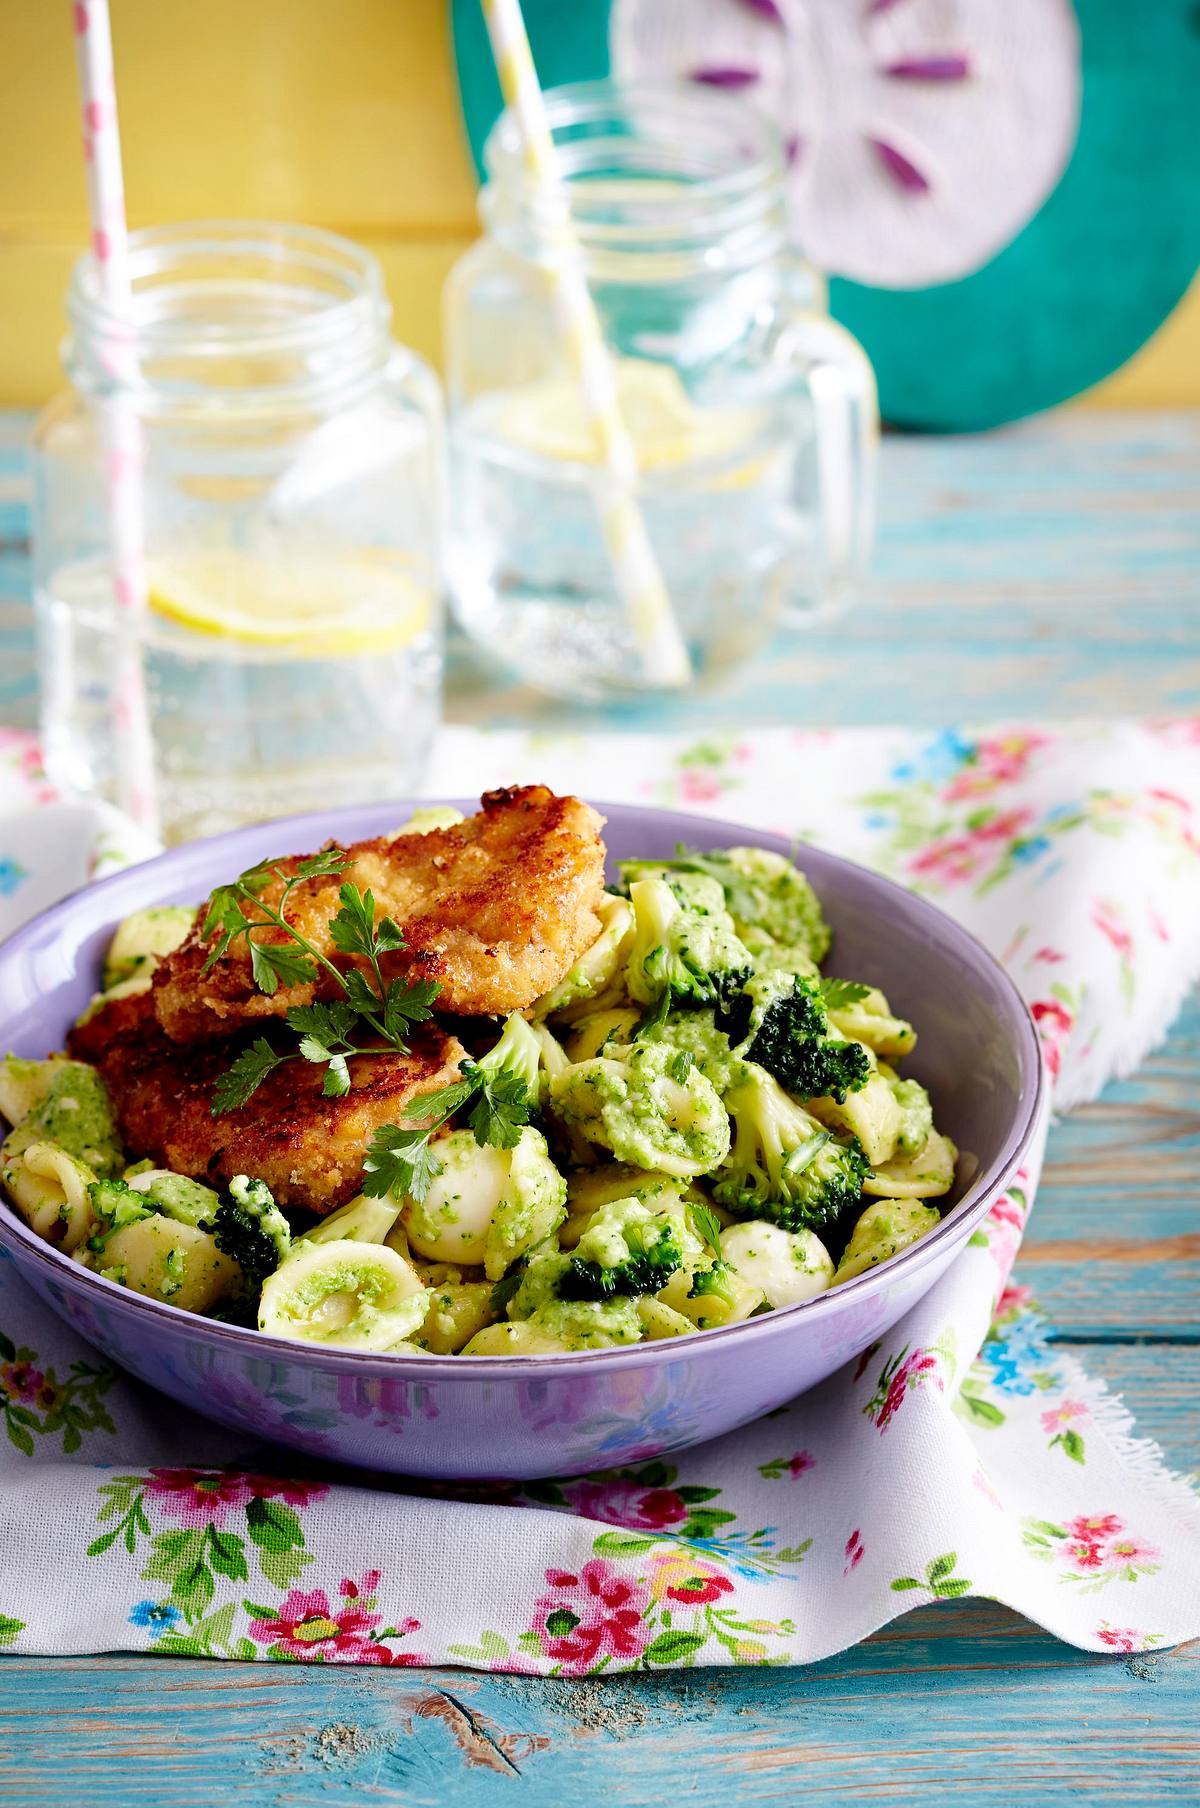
(153, 785), (607, 1044)
(70, 992), (465, 1214)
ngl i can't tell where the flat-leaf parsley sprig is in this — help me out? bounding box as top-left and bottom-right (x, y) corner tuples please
(203, 851), (440, 1114)
(361, 1014), (541, 1202)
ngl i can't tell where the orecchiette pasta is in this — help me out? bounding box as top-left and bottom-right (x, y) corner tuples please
(258, 1240), (430, 1351)
(863, 1129), (958, 1200)
(809, 1071), (904, 1167)
(94, 1213), (242, 1311)
(2, 1140), (97, 1252)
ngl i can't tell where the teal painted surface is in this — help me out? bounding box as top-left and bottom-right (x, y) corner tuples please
(0, 1599), (1197, 1805)
(0, 408), (1197, 1800)
(832, 0), (1200, 429)
(450, 0), (612, 177)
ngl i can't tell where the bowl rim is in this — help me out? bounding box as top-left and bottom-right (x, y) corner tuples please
(0, 797), (1046, 1376)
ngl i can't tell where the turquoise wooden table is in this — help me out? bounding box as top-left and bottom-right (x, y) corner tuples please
(0, 410), (1197, 1804)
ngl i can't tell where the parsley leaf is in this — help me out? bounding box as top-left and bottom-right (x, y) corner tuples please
(372, 913), (406, 955)
(329, 881), (406, 964)
(211, 1039), (287, 1115)
(688, 1201), (724, 1255)
(489, 1267), (526, 1314)
(286, 1000), (359, 1063)
(201, 885), (248, 942)
(294, 848), (349, 883)
(232, 860), (275, 897)
(329, 883), (381, 959)
(362, 1124), (446, 1203)
(818, 978), (871, 1011)
(383, 976), (439, 1044)
(205, 850), (446, 1109)
(200, 887), (253, 971)
(249, 937), (317, 996)
(465, 1065), (531, 1150)
(342, 969), (383, 1015)
(401, 1077), (476, 1125)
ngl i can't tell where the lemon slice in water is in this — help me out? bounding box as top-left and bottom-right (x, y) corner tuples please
(491, 356), (761, 475)
(146, 552), (431, 657)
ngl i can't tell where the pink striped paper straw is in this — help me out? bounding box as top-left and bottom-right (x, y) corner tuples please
(72, 0), (159, 833)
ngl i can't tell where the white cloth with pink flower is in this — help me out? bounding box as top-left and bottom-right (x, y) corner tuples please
(0, 719), (1198, 1668)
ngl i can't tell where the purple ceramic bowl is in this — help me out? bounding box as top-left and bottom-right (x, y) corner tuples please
(0, 801), (1043, 1479)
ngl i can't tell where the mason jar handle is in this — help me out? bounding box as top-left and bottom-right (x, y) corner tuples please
(775, 294), (879, 613)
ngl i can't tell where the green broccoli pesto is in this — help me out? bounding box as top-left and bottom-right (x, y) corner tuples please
(130, 1170), (222, 1228)
(3, 1062), (122, 1177)
(507, 1249), (643, 1347)
(888, 1076), (934, 1157)
(549, 1040), (731, 1178)
(639, 1007), (745, 1095)
(621, 847), (831, 963)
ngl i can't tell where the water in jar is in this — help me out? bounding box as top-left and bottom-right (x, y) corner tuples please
(38, 548), (441, 844)
(449, 357), (820, 700)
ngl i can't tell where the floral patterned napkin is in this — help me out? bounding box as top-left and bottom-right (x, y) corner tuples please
(0, 720), (1198, 1669)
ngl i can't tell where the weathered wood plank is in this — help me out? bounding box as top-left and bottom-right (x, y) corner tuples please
(1005, 991), (1200, 1336)
(0, 1608), (1195, 1808)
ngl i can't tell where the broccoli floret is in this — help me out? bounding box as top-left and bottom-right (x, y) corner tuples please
(713, 1066), (868, 1233)
(473, 1012), (541, 1096)
(889, 1076), (934, 1156)
(715, 964), (823, 1047)
(687, 1258), (743, 1310)
(624, 877), (752, 1013)
(771, 1134), (869, 1232)
(86, 1176), (154, 1249)
(732, 974), (870, 1105)
(559, 1200), (684, 1300)
(211, 1174), (291, 1289)
(621, 846), (831, 964)
(752, 1017), (871, 1106)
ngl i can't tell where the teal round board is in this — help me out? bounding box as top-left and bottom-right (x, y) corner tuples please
(450, 0), (1200, 431)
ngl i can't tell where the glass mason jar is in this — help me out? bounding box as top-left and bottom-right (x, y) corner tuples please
(444, 81), (877, 701)
(32, 222), (443, 843)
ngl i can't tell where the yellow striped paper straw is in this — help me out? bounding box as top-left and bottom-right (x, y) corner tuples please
(480, 0), (692, 687)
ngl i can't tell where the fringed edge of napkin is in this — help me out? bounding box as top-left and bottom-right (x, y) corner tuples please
(1054, 1350), (1200, 1532)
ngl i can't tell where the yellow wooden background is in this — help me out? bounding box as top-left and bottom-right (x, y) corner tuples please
(0, 0), (1195, 408)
